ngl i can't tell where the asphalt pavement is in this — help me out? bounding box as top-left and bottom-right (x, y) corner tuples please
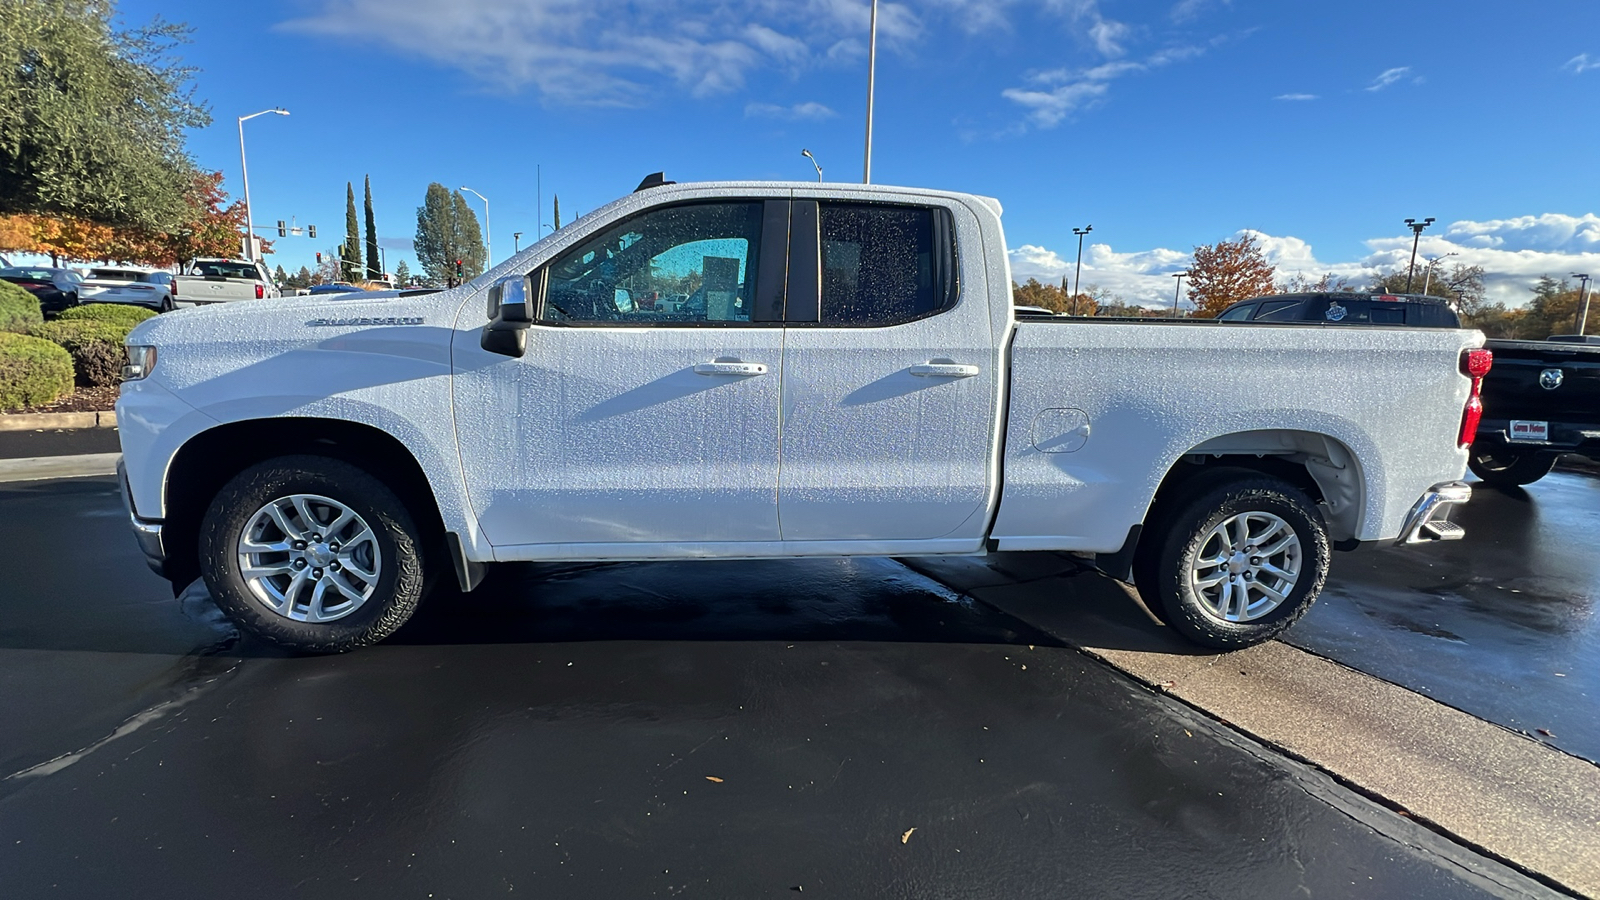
(0, 475), (1561, 899)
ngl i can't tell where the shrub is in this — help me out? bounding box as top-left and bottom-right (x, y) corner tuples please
(58, 303), (157, 327)
(0, 280), (44, 333)
(0, 332), (75, 410)
(28, 319), (133, 387)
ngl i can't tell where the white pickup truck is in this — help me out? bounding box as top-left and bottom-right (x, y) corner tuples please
(171, 257), (280, 306)
(116, 179), (1489, 653)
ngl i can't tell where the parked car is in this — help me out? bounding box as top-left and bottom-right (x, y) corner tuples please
(171, 258), (280, 305)
(79, 267), (175, 312)
(1217, 292), (1461, 327)
(0, 266), (82, 314)
(118, 178), (1485, 655)
(306, 282), (363, 295)
(1468, 335), (1600, 486)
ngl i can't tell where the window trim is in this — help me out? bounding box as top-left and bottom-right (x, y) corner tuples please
(784, 200), (961, 329)
(528, 199), (785, 330)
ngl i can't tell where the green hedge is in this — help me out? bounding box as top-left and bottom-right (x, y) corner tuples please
(0, 332), (75, 409)
(0, 280), (44, 333)
(59, 303), (157, 327)
(27, 319), (133, 388)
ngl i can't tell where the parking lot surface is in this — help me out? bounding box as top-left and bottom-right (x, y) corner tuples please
(0, 475), (1562, 898)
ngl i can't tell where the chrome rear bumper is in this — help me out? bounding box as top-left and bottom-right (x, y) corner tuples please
(1397, 481), (1472, 545)
(117, 460), (167, 575)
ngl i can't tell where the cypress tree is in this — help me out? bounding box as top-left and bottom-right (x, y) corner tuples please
(363, 175), (380, 279)
(342, 182), (360, 281)
(553, 195), (561, 230)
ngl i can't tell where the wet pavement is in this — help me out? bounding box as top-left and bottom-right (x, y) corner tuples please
(0, 476), (1559, 898)
(1290, 469), (1600, 763)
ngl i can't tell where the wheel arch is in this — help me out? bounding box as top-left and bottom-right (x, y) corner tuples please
(161, 417), (449, 593)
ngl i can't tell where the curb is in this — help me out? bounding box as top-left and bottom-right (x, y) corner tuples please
(0, 453), (121, 483)
(0, 411), (118, 432)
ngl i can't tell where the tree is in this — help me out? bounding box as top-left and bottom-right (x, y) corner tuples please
(1367, 263), (1485, 311)
(0, 1), (209, 230)
(393, 259), (411, 286)
(341, 182), (361, 281)
(273, 264), (287, 286)
(363, 174), (379, 279)
(553, 194), (561, 230)
(1186, 234), (1276, 318)
(1278, 272), (1358, 294)
(289, 265), (312, 289)
(414, 183), (485, 286)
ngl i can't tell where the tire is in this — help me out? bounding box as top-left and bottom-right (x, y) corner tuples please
(1468, 448), (1558, 487)
(1137, 474), (1330, 650)
(158, 295), (174, 313)
(198, 455), (428, 653)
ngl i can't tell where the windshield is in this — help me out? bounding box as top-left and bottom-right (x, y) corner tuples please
(88, 269), (143, 281)
(191, 261), (259, 279)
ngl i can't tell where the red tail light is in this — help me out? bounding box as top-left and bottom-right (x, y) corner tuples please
(255, 283), (264, 299)
(1458, 348), (1492, 447)
(170, 279), (177, 297)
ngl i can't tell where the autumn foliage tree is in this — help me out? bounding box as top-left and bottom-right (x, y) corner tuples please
(1186, 233), (1277, 318)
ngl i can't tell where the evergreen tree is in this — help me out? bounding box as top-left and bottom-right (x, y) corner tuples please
(273, 264), (288, 286)
(293, 265), (312, 288)
(394, 259), (411, 286)
(342, 182), (361, 281)
(363, 175), (379, 279)
(414, 183), (486, 286)
(553, 195), (561, 230)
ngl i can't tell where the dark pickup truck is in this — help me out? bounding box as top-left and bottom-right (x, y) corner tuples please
(1469, 336), (1600, 486)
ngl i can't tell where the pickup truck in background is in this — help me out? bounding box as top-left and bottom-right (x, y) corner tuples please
(1469, 336), (1600, 486)
(117, 178), (1488, 654)
(171, 257), (280, 306)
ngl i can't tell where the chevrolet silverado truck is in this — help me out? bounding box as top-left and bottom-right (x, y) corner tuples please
(1468, 335), (1600, 486)
(171, 257), (280, 306)
(116, 179), (1488, 653)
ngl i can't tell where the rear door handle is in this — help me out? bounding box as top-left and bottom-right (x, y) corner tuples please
(910, 362), (980, 378)
(694, 360), (769, 376)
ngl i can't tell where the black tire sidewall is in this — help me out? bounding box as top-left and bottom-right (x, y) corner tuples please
(1151, 477), (1330, 650)
(1468, 448), (1558, 487)
(199, 455), (425, 653)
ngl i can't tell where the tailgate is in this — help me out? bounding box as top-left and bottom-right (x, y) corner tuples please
(1481, 340), (1600, 423)
(177, 276), (256, 302)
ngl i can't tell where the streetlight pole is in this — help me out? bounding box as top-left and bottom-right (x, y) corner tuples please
(514, 232), (523, 253)
(1071, 225), (1092, 316)
(863, 0), (879, 184)
(802, 149), (823, 182)
(1403, 217), (1435, 292)
(1172, 270), (1190, 316)
(1421, 251), (1457, 296)
(460, 186), (491, 266)
(237, 108), (289, 261)
(1574, 273), (1593, 336)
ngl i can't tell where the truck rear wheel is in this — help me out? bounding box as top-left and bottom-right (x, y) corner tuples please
(198, 455), (427, 653)
(1138, 475), (1330, 650)
(1468, 448), (1558, 487)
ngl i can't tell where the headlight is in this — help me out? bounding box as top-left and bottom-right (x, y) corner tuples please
(122, 345), (157, 382)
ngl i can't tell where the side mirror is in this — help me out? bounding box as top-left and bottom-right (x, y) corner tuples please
(482, 272), (536, 357)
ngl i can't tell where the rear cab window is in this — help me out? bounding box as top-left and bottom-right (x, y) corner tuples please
(807, 202), (957, 326)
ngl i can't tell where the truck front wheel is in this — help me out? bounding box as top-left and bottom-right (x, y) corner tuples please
(1467, 448), (1558, 488)
(198, 455), (427, 653)
(1139, 475), (1330, 650)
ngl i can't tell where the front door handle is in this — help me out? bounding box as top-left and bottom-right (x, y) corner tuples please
(694, 360), (769, 376)
(910, 362), (980, 378)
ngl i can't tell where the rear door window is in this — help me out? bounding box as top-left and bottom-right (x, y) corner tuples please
(1251, 299), (1302, 322)
(1310, 299), (1369, 323)
(814, 204), (956, 326)
(1218, 303), (1256, 321)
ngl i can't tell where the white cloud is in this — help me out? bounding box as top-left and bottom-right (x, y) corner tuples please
(1003, 43), (1205, 127)
(1365, 66), (1412, 91)
(1564, 53), (1600, 74)
(745, 101), (837, 120)
(279, 0), (929, 105)
(1274, 93), (1317, 101)
(1007, 214), (1600, 308)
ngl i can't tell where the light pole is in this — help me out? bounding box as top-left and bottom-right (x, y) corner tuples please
(237, 108), (289, 261)
(1403, 216), (1435, 292)
(863, 0), (879, 183)
(1421, 251), (1458, 296)
(1172, 270), (1190, 316)
(460, 186), (491, 266)
(1071, 225), (1092, 315)
(514, 232), (523, 253)
(801, 149), (823, 182)
(1574, 273), (1593, 335)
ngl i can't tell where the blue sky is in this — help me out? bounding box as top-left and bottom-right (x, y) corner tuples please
(116, 0), (1600, 305)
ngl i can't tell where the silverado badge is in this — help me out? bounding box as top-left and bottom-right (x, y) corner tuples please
(1539, 368), (1564, 390)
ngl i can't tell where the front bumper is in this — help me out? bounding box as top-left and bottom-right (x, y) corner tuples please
(117, 459), (167, 576)
(1396, 481), (1471, 544)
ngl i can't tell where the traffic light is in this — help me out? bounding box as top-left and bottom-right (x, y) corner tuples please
(308, 224), (317, 238)
(455, 259), (464, 278)
(277, 220), (286, 237)
(316, 252), (322, 264)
